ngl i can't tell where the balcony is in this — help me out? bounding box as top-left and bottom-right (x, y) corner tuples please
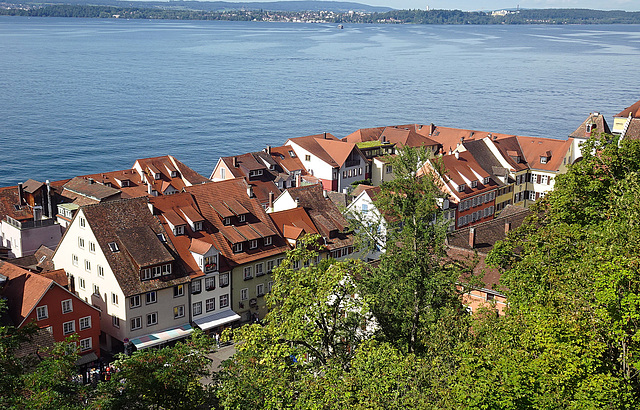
(5, 216), (56, 230)
(345, 159), (361, 168)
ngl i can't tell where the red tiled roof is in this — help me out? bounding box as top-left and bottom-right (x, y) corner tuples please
(269, 145), (307, 174)
(615, 98), (640, 118)
(569, 113), (611, 138)
(0, 186), (33, 222)
(516, 136), (571, 172)
(0, 261), (54, 327)
(269, 207), (319, 240)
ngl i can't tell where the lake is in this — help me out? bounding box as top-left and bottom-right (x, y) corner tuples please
(1, 17), (639, 186)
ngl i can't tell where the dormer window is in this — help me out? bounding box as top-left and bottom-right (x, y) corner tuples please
(483, 177), (490, 184)
(154, 173), (161, 180)
(264, 236), (273, 246)
(471, 180), (478, 188)
(224, 217), (231, 226)
(204, 255), (217, 273)
(171, 170), (178, 178)
(174, 225), (185, 236)
(157, 233), (166, 242)
(238, 214), (246, 223)
(250, 239), (258, 249)
(108, 242), (119, 252)
(289, 150), (296, 158)
(457, 184), (466, 193)
(233, 243), (243, 253)
(194, 221), (203, 231)
(249, 170), (263, 177)
(540, 156), (548, 164)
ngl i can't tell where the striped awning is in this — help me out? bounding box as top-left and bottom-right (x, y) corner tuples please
(193, 309), (240, 331)
(130, 324), (193, 350)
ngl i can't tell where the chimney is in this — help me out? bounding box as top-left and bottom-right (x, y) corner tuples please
(448, 147), (453, 155)
(268, 191), (274, 210)
(429, 123), (435, 136)
(469, 227), (476, 248)
(17, 183), (24, 206)
(324, 132), (327, 139)
(33, 206), (43, 222)
(454, 151), (460, 160)
(88, 178), (95, 184)
(493, 134), (498, 141)
(233, 157), (238, 167)
(323, 190), (328, 199)
(265, 145), (271, 155)
(504, 221), (511, 235)
(295, 173), (301, 188)
(295, 197), (299, 207)
(247, 185), (254, 198)
(46, 180), (53, 218)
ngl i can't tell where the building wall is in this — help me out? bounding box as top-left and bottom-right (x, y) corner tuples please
(210, 159), (232, 182)
(346, 192), (386, 261)
(455, 190), (497, 229)
(125, 286), (190, 340)
(1, 221), (62, 258)
(25, 284), (101, 358)
(337, 161), (366, 193)
(231, 255), (284, 323)
(371, 157), (394, 186)
(287, 143), (335, 182)
(613, 116), (628, 134)
(462, 288), (507, 316)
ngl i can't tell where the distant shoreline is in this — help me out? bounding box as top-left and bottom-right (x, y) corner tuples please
(2, 5), (640, 25)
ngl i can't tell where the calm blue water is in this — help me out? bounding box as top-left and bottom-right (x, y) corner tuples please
(1, 17), (639, 186)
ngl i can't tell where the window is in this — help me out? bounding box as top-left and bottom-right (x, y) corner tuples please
(193, 301), (202, 316)
(206, 298), (215, 312)
(147, 312), (158, 326)
(79, 277), (85, 289)
(63, 320), (75, 335)
(529, 191), (537, 201)
(89, 241), (96, 253)
(79, 316), (91, 330)
(93, 284), (100, 295)
(483, 177), (490, 184)
(305, 154), (311, 161)
(219, 273), (229, 287)
(174, 225), (185, 236)
(72, 254), (79, 266)
(239, 214), (246, 223)
(84, 259), (91, 272)
(79, 217), (86, 228)
(205, 277), (216, 291)
(267, 281), (273, 293)
(36, 305), (48, 320)
(97, 265), (104, 277)
(78, 237), (85, 249)
(266, 260), (275, 273)
(540, 156), (548, 164)
(224, 217), (231, 226)
(292, 260), (300, 269)
(174, 285), (184, 298)
(471, 180), (478, 188)
(386, 165), (393, 174)
(255, 263), (264, 277)
(112, 316), (120, 328)
(146, 291), (157, 304)
(111, 293), (119, 305)
(220, 294), (229, 308)
(162, 264), (172, 276)
(250, 239), (258, 249)
(190, 280), (201, 294)
(244, 266), (253, 280)
(256, 283), (264, 296)
(233, 243), (243, 253)
(174, 305), (185, 319)
(343, 170), (347, 179)
(130, 295), (141, 308)
(131, 316), (142, 330)
(288, 150), (296, 158)
(457, 184), (466, 192)
(62, 299), (73, 314)
(264, 236), (272, 246)
(204, 255), (217, 273)
(541, 175), (549, 184)
(220, 168), (226, 179)
(108, 242), (119, 252)
(194, 221), (203, 231)
(79, 337), (92, 352)
(241, 288), (248, 301)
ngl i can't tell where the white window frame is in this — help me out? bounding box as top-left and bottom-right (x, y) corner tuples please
(220, 294), (229, 308)
(93, 284), (100, 295)
(250, 239), (258, 249)
(79, 217), (86, 228)
(130, 295), (141, 308)
(113, 316), (120, 328)
(147, 312), (158, 326)
(174, 284), (184, 298)
(72, 254), (79, 266)
(63, 320), (75, 335)
(89, 241), (96, 253)
(255, 263), (264, 277)
(233, 242), (243, 253)
(192, 279), (202, 294)
(219, 273), (229, 287)
(79, 337), (92, 352)
(79, 277), (85, 289)
(84, 259), (91, 272)
(206, 298), (216, 312)
(244, 266), (253, 280)
(174, 305), (185, 319)
(36, 305), (48, 320)
(79, 316), (91, 330)
(61, 299), (73, 314)
(256, 283), (264, 296)
(97, 265), (104, 277)
(241, 288), (248, 301)
(264, 236), (273, 246)
(131, 316), (142, 330)
(78, 237), (85, 249)
(111, 293), (119, 305)
(146, 291), (157, 305)
(193, 301), (202, 316)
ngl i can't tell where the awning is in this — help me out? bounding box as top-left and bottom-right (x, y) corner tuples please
(193, 310), (241, 331)
(130, 324), (194, 350)
(76, 352), (98, 367)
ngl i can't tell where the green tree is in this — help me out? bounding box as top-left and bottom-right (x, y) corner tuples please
(216, 235), (374, 409)
(93, 329), (214, 410)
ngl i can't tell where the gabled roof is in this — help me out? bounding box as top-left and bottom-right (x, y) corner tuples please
(287, 133), (363, 168)
(75, 197), (188, 297)
(489, 136), (529, 172)
(78, 169), (148, 199)
(516, 136), (572, 172)
(417, 125), (517, 157)
(269, 145), (307, 174)
(438, 151), (495, 201)
(62, 177), (122, 203)
(134, 155), (209, 194)
(615, 98), (640, 118)
(344, 125), (439, 149)
(184, 179), (288, 266)
(279, 184), (354, 251)
(569, 113), (611, 138)
(22, 179), (44, 194)
(269, 207), (319, 241)
(463, 140), (510, 186)
(0, 260), (54, 327)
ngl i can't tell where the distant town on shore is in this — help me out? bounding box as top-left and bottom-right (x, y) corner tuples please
(2, 1), (640, 24)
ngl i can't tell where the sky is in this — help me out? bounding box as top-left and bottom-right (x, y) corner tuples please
(245, 1), (640, 12)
